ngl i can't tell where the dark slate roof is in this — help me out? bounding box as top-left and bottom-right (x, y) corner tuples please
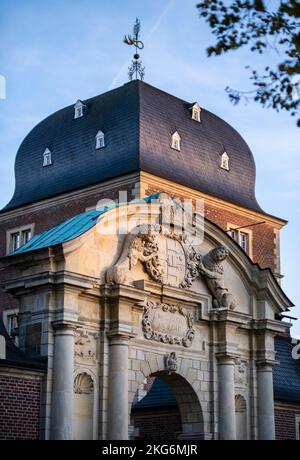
(0, 316), (46, 371)
(133, 377), (177, 409)
(3, 81), (262, 212)
(273, 335), (300, 403)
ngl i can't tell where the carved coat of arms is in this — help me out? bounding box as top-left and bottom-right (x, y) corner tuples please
(106, 193), (236, 310)
(106, 224), (199, 289)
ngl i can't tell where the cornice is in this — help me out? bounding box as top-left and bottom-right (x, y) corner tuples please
(140, 171), (287, 228)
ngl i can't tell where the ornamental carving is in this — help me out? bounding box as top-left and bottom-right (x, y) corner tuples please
(106, 223), (199, 289)
(75, 329), (97, 363)
(198, 245), (236, 310)
(234, 358), (248, 387)
(141, 300), (195, 347)
(165, 352), (178, 374)
(105, 193), (237, 311)
(74, 372), (94, 394)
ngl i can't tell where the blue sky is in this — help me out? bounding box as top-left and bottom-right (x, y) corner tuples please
(0, 0), (299, 335)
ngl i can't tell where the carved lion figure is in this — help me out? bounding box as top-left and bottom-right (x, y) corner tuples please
(106, 225), (163, 285)
(198, 245), (236, 310)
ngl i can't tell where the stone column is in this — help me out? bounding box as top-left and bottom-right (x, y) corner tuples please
(217, 355), (236, 440)
(107, 333), (130, 440)
(50, 321), (77, 440)
(257, 362), (275, 440)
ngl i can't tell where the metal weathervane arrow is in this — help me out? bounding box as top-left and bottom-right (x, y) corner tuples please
(123, 18), (145, 81)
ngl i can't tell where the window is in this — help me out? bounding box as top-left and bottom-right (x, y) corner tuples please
(227, 226), (251, 256)
(229, 229), (237, 241)
(74, 100), (86, 119)
(171, 131), (181, 151)
(240, 232), (248, 253)
(43, 148), (52, 167)
(11, 232), (20, 252)
(23, 228), (32, 245)
(95, 130), (105, 149)
(221, 151), (229, 170)
(3, 308), (19, 346)
(191, 103), (201, 122)
(6, 224), (34, 254)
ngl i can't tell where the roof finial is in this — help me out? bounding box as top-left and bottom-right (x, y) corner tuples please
(123, 18), (145, 81)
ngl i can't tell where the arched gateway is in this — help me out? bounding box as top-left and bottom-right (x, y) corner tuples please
(3, 193), (292, 440)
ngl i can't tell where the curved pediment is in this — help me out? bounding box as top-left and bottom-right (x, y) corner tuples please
(58, 193), (292, 317)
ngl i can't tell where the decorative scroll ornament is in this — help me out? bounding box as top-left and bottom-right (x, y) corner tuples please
(165, 352), (178, 374)
(141, 300), (195, 347)
(74, 372), (94, 394)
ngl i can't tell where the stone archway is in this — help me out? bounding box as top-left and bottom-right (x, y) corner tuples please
(130, 370), (204, 440)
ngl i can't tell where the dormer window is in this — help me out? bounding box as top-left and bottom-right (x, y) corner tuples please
(220, 151), (229, 170)
(171, 131), (181, 151)
(43, 148), (52, 167)
(95, 130), (105, 149)
(191, 103), (201, 122)
(74, 100), (86, 119)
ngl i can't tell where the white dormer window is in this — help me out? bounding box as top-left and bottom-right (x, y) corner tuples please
(95, 130), (105, 149)
(74, 100), (86, 119)
(191, 103), (201, 122)
(220, 151), (229, 170)
(43, 148), (52, 167)
(171, 131), (181, 151)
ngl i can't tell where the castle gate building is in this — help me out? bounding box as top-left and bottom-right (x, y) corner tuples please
(0, 81), (296, 440)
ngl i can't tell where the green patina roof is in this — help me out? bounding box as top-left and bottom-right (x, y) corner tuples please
(11, 194), (158, 256)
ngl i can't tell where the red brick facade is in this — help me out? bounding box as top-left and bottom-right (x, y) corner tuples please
(204, 203), (278, 272)
(0, 373), (41, 439)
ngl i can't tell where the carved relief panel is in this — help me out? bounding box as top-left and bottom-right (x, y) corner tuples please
(74, 329), (98, 364)
(234, 358), (248, 387)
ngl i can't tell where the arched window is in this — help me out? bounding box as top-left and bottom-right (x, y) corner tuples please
(74, 100), (86, 119)
(220, 151), (229, 170)
(171, 131), (181, 151)
(43, 148), (52, 167)
(95, 130), (105, 149)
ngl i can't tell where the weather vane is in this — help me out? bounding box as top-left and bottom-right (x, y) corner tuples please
(123, 18), (145, 81)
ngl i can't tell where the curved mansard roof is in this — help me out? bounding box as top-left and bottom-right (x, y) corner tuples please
(4, 80), (261, 212)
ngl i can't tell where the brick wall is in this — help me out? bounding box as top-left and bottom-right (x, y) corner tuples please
(275, 407), (298, 440)
(0, 373), (41, 439)
(204, 203), (277, 271)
